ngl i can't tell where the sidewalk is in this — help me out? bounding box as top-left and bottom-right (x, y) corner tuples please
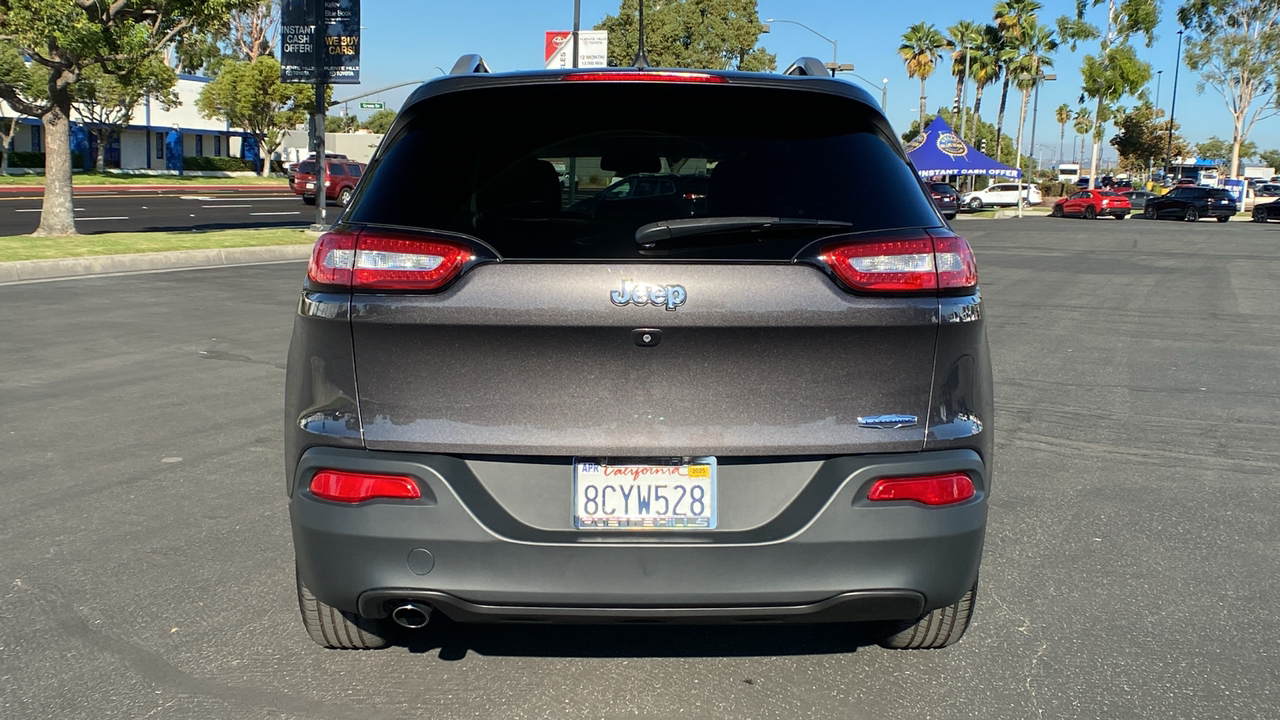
(0, 184), (289, 193)
(0, 243), (313, 284)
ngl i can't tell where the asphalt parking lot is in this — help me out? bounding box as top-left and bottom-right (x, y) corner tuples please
(0, 217), (1277, 719)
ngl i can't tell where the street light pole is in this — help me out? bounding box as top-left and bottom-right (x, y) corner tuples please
(1166, 30), (1183, 181)
(959, 45), (971, 144)
(568, 0), (581, 203)
(311, 0), (327, 230)
(1018, 73), (1055, 218)
(765, 18), (839, 75)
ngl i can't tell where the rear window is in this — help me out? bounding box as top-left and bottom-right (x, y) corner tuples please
(1099, 191), (1121, 197)
(349, 83), (939, 259)
(1207, 189), (1233, 199)
(930, 183), (956, 193)
(297, 161), (314, 174)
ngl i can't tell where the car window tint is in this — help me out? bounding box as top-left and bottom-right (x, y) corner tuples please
(1207, 189), (1233, 198)
(1099, 191), (1121, 197)
(349, 164), (362, 177)
(297, 161), (315, 174)
(329, 164), (347, 176)
(349, 83), (939, 260)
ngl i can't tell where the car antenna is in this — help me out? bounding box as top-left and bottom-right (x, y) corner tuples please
(632, 0), (650, 68)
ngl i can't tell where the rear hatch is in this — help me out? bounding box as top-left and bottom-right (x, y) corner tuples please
(327, 74), (964, 458)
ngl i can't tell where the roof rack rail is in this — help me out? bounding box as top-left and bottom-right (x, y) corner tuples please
(783, 57), (830, 77)
(449, 54), (492, 75)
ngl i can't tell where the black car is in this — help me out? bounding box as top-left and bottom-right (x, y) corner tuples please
(567, 172), (708, 221)
(929, 182), (959, 219)
(1251, 199), (1280, 222)
(1144, 186), (1238, 222)
(286, 55), (992, 651)
(1254, 183), (1280, 197)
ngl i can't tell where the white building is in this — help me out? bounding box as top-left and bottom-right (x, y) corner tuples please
(3, 74), (252, 171)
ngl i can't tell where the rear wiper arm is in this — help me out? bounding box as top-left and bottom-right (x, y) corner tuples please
(635, 216), (853, 247)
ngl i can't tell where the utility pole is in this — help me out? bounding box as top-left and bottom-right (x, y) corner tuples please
(311, 0), (327, 230)
(1165, 30), (1183, 182)
(959, 45), (971, 146)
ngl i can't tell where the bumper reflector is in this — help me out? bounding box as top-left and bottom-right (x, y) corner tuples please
(868, 472), (975, 506)
(309, 470), (421, 503)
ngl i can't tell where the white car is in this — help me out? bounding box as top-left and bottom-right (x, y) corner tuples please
(961, 182), (1043, 209)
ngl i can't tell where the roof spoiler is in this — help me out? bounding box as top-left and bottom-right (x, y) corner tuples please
(449, 54), (492, 75)
(783, 57), (830, 77)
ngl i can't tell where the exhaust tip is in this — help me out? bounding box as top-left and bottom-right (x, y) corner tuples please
(391, 602), (432, 629)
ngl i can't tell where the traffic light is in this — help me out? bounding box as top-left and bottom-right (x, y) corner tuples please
(980, 138), (988, 153)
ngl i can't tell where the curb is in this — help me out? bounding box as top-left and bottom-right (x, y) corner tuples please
(0, 244), (314, 284)
(0, 184), (290, 193)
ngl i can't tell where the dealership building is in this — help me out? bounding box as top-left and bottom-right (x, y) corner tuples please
(3, 74), (253, 170)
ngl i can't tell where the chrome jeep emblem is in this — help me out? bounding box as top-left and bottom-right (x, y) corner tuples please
(611, 280), (687, 311)
(858, 414), (918, 429)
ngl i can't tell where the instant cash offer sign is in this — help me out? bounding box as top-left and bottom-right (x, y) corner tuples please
(545, 31), (608, 69)
(281, 0), (361, 83)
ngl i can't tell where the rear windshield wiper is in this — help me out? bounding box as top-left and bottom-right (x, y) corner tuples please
(635, 216), (854, 249)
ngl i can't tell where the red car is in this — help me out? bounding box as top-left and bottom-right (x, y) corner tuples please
(291, 158), (365, 207)
(1051, 189), (1131, 220)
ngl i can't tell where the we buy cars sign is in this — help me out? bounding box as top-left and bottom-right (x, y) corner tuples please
(545, 31), (607, 69)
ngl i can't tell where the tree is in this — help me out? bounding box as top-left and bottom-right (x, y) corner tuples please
(1009, 19), (1057, 179)
(71, 60), (178, 173)
(1178, 0), (1280, 179)
(1055, 102), (1072, 163)
(1196, 135), (1258, 171)
(363, 108), (396, 135)
(899, 22), (953, 132)
(1057, 0), (1159, 189)
(968, 25), (1003, 146)
(595, 0), (775, 71)
(992, 0), (1043, 162)
(1258, 148), (1280, 170)
(326, 114), (358, 133)
(0, 42), (37, 176)
(172, 0), (278, 74)
(947, 21), (986, 114)
(1074, 107), (1094, 163)
(196, 56), (314, 176)
(1110, 101), (1178, 174)
(230, 0), (280, 63)
(0, 0), (252, 236)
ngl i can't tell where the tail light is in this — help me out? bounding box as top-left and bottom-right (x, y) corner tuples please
(308, 229), (475, 291)
(819, 231), (977, 293)
(868, 472), (975, 506)
(309, 470), (421, 503)
(682, 192), (706, 200)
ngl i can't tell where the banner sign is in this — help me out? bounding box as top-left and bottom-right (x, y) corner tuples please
(281, 0), (361, 84)
(545, 31), (608, 69)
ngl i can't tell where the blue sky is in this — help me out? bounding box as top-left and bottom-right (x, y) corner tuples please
(347, 0), (1279, 165)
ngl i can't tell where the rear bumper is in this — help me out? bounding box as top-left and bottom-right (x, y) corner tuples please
(290, 447), (989, 623)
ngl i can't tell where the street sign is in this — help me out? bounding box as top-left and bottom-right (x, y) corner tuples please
(544, 31), (608, 69)
(280, 0), (361, 84)
(359, 102), (384, 109)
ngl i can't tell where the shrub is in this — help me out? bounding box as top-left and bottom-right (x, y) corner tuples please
(182, 156), (258, 171)
(4, 151), (86, 168)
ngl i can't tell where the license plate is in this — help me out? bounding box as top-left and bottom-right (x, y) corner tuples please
(573, 457), (716, 530)
(305, 182), (315, 189)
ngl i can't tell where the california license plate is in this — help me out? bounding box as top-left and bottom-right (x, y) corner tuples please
(573, 457), (716, 530)
(305, 182), (315, 190)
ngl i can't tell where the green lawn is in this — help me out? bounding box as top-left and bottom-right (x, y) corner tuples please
(0, 228), (314, 263)
(0, 173), (288, 186)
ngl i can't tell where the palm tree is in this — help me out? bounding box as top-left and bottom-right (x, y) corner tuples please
(1010, 20), (1057, 183)
(968, 25), (1002, 147)
(991, 0), (1042, 163)
(899, 22), (953, 133)
(1073, 108), (1093, 165)
(947, 20), (985, 123)
(1055, 103), (1071, 167)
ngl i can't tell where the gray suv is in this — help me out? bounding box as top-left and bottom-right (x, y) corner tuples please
(285, 56), (994, 650)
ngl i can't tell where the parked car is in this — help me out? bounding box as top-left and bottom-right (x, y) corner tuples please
(961, 182), (1041, 209)
(929, 182), (960, 219)
(286, 56), (992, 651)
(1051, 189), (1131, 219)
(566, 172), (708, 221)
(1143, 186), (1238, 222)
(1174, 177), (1197, 187)
(1253, 183), (1280, 197)
(1075, 177), (1091, 189)
(1122, 190), (1157, 210)
(1251, 198), (1280, 222)
(291, 158), (365, 207)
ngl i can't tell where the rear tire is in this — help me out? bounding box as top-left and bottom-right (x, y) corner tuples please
(1254, 208), (1267, 222)
(1185, 206), (1199, 222)
(302, 195), (316, 206)
(1216, 215), (1230, 223)
(1084, 205), (1097, 220)
(879, 583), (977, 650)
(1116, 213), (1127, 220)
(338, 187), (354, 207)
(1051, 204), (1063, 217)
(968, 198), (983, 210)
(944, 213), (956, 220)
(296, 571), (390, 650)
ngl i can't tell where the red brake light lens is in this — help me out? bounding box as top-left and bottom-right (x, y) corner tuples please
(868, 473), (975, 506)
(307, 230), (475, 291)
(820, 232), (977, 293)
(563, 71), (728, 83)
(309, 470), (421, 503)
